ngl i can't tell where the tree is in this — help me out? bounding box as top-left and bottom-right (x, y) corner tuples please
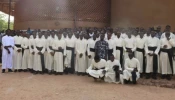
(0, 13), (14, 31)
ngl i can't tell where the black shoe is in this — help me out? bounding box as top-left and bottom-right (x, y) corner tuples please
(152, 75), (157, 80)
(145, 74), (150, 79)
(166, 75), (171, 81)
(14, 70), (17, 72)
(133, 81), (137, 84)
(2, 69), (5, 73)
(33, 71), (38, 75)
(161, 75), (166, 79)
(55, 72), (59, 75)
(18, 69), (22, 72)
(23, 69), (27, 72)
(8, 69), (13, 72)
(124, 80), (129, 84)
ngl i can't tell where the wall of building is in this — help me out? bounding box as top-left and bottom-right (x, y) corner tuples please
(111, 0), (175, 29)
(14, 0), (111, 30)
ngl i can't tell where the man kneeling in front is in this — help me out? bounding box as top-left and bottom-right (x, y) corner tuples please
(123, 51), (140, 84)
(86, 55), (107, 81)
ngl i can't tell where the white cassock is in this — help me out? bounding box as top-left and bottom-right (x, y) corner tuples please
(75, 38), (88, 73)
(21, 37), (30, 70)
(87, 38), (97, 67)
(2, 35), (14, 69)
(65, 37), (76, 71)
(33, 38), (45, 71)
(106, 39), (115, 60)
(44, 37), (48, 68)
(145, 36), (160, 73)
(28, 35), (35, 69)
(161, 32), (175, 39)
(45, 36), (54, 71)
(13, 35), (23, 70)
(135, 36), (146, 73)
(160, 37), (175, 75)
(105, 59), (124, 84)
(86, 59), (107, 78)
(113, 36), (124, 67)
(121, 33), (128, 39)
(123, 37), (136, 63)
(52, 38), (66, 73)
(123, 58), (140, 81)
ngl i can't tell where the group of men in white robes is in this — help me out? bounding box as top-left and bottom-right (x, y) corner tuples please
(2, 25), (175, 85)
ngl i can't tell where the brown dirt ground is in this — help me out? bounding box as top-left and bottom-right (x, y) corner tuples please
(0, 71), (175, 100)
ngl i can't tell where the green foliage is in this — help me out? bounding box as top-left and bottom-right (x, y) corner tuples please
(0, 14), (14, 31)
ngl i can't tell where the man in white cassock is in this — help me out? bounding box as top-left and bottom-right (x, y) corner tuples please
(145, 28), (160, 79)
(45, 31), (55, 74)
(87, 34), (97, 68)
(86, 55), (107, 81)
(33, 32), (46, 74)
(75, 33), (88, 75)
(21, 34), (30, 71)
(52, 32), (66, 75)
(135, 31), (146, 77)
(106, 32), (115, 60)
(113, 32), (124, 67)
(123, 51), (140, 84)
(123, 31), (136, 66)
(160, 27), (175, 80)
(65, 32), (76, 74)
(2, 29), (14, 73)
(28, 32), (36, 73)
(104, 55), (124, 84)
(13, 31), (23, 72)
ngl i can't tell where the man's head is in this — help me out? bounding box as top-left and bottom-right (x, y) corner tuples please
(57, 31), (62, 40)
(79, 33), (83, 40)
(128, 51), (134, 59)
(151, 28), (156, 38)
(157, 26), (161, 32)
(94, 55), (101, 63)
(107, 32), (112, 40)
(139, 31), (144, 38)
(93, 33), (96, 40)
(165, 25), (171, 33)
(68, 32), (73, 39)
(100, 33), (105, 41)
(110, 55), (115, 62)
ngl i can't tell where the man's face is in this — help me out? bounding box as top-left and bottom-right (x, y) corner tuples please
(93, 34), (96, 40)
(68, 33), (73, 38)
(151, 31), (156, 37)
(110, 56), (114, 62)
(100, 34), (105, 40)
(107, 33), (111, 39)
(58, 33), (62, 40)
(128, 53), (134, 59)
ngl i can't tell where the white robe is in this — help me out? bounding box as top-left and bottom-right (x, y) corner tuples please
(135, 37), (146, 73)
(145, 36), (160, 73)
(113, 36), (123, 64)
(160, 38), (175, 74)
(45, 36), (54, 71)
(123, 58), (140, 81)
(21, 37), (30, 69)
(105, 60), (123, 83)
(65, 37), (76, 68)
(13, 36), (23, 70)
(106, 39), (115, 60)
(123, 37), (136, 63)
(75, 39), (88, 73)
(33, 38), (45, 71)
(52, 38), (66, 72)
(86, 59), (107, 78)
(28, 36), (35, 69)
(2, 35), (14, 69)
(87, 39), (97, 67)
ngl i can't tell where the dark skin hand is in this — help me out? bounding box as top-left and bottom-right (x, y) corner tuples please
(88, 55), (91, 58)
(17, 49), (21, 52)
(4, 46), (10, 54)
(32, 52), (35, 55)
(126, 49), (132, 52)
(102, 70), (106, 74)
(79, 53), (83, 58)
(50, 52), (54, 56)
(133, 68), (138, 72)
(148, 53), (154, 56)
(58, 47), (62, 50)
(163, 45), (167, 49)
(38, 52), (42, 55)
